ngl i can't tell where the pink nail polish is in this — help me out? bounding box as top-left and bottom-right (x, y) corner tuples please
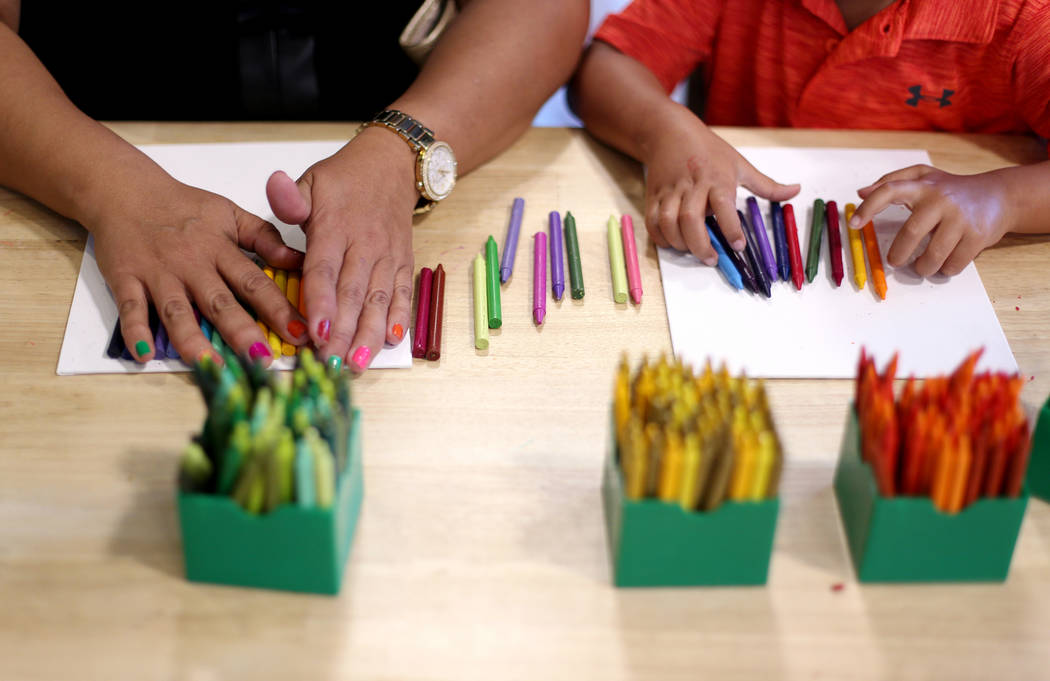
(351, 345), (371, 370)
(249, 341), (272, 361)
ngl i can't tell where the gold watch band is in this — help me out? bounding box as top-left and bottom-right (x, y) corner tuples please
(360, 110), (436, 154)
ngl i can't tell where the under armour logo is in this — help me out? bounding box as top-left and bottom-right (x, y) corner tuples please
(905, 85), (953, 107)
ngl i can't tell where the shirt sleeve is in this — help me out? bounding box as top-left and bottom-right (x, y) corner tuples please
(593, 0), (723, 94)
(1009, 2), (1050, 151)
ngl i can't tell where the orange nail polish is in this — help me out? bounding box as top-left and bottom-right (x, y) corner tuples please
(392, 323), (404, 340)
(287, 319), (307, 338)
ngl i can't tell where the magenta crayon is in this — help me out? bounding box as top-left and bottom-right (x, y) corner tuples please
(621, 215), (643, 304)
(412, 267), (433, 359)
(534, 231), (547, 325)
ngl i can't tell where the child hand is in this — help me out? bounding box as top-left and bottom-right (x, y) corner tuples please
(93, 182), (306, 365)
(267, 126), (417, 372)
(644, 111), (799, 265)
(851, 165), (1010, 277)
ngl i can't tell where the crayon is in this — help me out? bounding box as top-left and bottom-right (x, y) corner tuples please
(549, 211), (566, 301)
(426, 264), (445, 361)
(106, 317), (127, 359)
(534, 232), (547, 325)
(564, 211), (585, 299)
(500, 197), (524, 283)
(607, 216), (629, 303)
(738, 210), (771, 298)
(844, 203), (867, 290)
(706, 223), (744, 290)
(473, 254), (489, 349)
(412, 267), (432, 359)
(485, 236), (502, 328)
(783, 204), (804, 290)
(770, 201), (790, 282)
(861, 219), (888, 300)
(805, 199), (825, 283)
(826, 201), (844, 287)
(746, 196), (778, 282)
(621, 215), (643, 304)
(707, 216), (757, 293)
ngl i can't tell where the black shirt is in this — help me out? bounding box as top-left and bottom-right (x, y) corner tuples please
(19, 2), (421, 120)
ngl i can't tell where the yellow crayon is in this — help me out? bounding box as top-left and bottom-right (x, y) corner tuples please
(607, 215), (629, 303)
(844, 203), (868, 290)
(729, 431), (757, 500)
(658, 428), (684, 501)
(644, 423), (664, 497)
(261, 266), (282, 355)
(623, 419), (647, 500)
(750, 431), (776, 500)
(679, 432), (702, 510)
(273, 269), (296, 356)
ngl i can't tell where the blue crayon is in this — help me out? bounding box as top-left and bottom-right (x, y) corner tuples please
(706, 224), (744, 290)
(770, 201), (791, 282)
(706, 216), (758, 294)
(200, 316), (214, 342)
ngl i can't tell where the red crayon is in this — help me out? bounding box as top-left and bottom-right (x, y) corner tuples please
(783, 203), (804, 290)
(426, 264), (446, 361)
(826, 201), (844, 287)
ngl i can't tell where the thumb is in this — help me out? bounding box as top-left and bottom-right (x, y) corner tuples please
(266, 170), (312, 225)
(740, 163), (801, 202)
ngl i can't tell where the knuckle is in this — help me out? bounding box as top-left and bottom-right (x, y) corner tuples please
(337, 282), (366, 308)
(393, 283), (413, 303)
(366, 288), (391, 307)
(160, 297), (193, 322)
(238, 269), (272, 295)
(306, 259), (339, 285)
(206, 289), (239, 320)
(118, 297), (144, 318)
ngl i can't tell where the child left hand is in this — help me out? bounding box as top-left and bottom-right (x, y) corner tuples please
(849, 165), (1011, 277)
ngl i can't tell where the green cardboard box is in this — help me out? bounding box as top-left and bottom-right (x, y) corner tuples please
(601, 423), (778, 587)
(177, 408), (364, 594)
(1025, 396), (1050, 502)
(834, 407), (1027, 583)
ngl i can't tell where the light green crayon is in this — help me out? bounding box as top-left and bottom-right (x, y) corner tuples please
(607, 215), (628, 303)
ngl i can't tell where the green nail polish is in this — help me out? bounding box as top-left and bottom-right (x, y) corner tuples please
(327, 355), (343, 373)
(135, 340), (150, 358)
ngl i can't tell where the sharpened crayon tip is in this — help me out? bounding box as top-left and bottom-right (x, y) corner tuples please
(500, 268), (511, 284)
(630, 288), (643, 304)
(553, 284), (564, 301)
(534, 307), (545, 325)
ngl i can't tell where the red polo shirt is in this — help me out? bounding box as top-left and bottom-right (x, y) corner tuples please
(594, 0), (1050, 139)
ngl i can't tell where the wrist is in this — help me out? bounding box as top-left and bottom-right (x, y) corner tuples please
(993, 162), (1050, 235)
(636, 101), (703, 166)
(335, 125), (421, 211)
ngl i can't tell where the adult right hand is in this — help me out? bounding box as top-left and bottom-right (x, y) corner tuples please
(92, 180), (307, 365)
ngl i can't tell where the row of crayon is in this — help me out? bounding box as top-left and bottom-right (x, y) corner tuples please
(613, 356), (783, 511)
(412, 264), (446, 360)
(707, 197), (887, 299)
(178, 347), (352, 514)
(105, 264), (308, 363)
(856, 349), (1030, 513)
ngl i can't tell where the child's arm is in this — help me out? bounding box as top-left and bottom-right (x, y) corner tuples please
(848, 161), (1050, 277)
(0, 21), (304, 365)
(571, 41), (799, 265)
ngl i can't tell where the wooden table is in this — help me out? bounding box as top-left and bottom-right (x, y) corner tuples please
(2, 124), (1048, 680)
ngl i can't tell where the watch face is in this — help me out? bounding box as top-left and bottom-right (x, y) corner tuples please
(421, 141), (457, 201)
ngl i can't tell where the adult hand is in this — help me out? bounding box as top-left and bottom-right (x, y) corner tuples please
(266, 127), (417, 372)
(851, 165), (1011, 277)
(93, 181), (307, 365)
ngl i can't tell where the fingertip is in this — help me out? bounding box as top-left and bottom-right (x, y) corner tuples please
(132, 338), (153, 362)
(266, 170), (310, 225)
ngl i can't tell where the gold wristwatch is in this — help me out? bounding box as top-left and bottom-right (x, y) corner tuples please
(361, 109), (457, 214)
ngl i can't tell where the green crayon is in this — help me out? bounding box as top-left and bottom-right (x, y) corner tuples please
(485, 235), (502, 328)
(564, 211), (585, 299)
(295, 438), (316, 507)
(805, 198), (825, 283)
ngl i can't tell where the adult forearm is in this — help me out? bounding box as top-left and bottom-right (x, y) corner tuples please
(0, 24), (172, 228)
(571, 41), (692, 165)
(388, 0), (588, 174)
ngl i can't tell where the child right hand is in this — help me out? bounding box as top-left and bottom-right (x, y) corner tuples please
(644, 107), (799, 265)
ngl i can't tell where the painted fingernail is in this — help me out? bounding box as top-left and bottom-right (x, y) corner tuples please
(317, 319), (331, 342)
(327, 354), (343, 372)
(392, 323), (404, 340)
(351, 345), (371, 370)
(287, 319), (307, 338)
(249, 342), (271, 361)
(135, 340), (150, 358)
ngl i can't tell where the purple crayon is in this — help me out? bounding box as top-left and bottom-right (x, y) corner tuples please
(548, 211), (565, 301)
(747, 196), (778, 282)
(500, 198), (524, 283)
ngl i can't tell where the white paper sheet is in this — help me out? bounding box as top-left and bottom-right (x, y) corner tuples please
(57, 141), (412, 374)
(659, 147), (1016, 378)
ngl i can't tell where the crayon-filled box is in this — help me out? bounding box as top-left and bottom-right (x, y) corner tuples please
(178, 408), (363, 595)
(1026, 395), (1050, 502)
(601, 420), (779, 587)
(834, 407), (1027, 583)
